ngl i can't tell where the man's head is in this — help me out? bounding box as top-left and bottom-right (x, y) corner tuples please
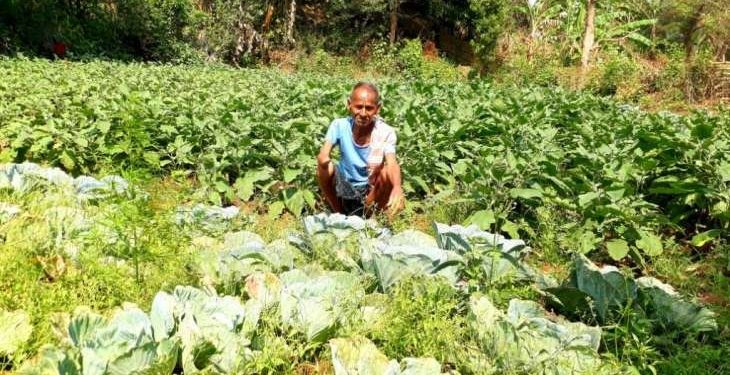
(348, 82), (381, 128)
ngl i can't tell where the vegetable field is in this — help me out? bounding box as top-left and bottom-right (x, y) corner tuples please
(0, 59), (728, 374)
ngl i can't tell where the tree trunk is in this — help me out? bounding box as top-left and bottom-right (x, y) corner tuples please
(683, 5), (706, 102)
(651, 23), (656, 44)
(389, 0), (399, 45)
(285, 0), (297, 46)
(262, 2), (275, 34)
(580, 0), (596, 79)
(233, 1), (264, 65)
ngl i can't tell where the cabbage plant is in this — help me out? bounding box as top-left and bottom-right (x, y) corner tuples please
(469, 295), (610, 374)
(0, 163), (127, 200)
(434, 223), (537, 285)
(174, 204), (240, 234)
(330, 336), (444, 375)
(194, 231), (302, 291)
(303, 213), (386, 240)
(20, 305), (178, 375)
(279, 269), (364, 342)
(544, 254), (717, 332)
(151, 286), (257, 373)
(0, 309), (32, 360)
(20, 286), (258, 375)
(360, 230), (463, 291)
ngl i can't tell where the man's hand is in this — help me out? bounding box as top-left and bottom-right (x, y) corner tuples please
(387, 185), (405, 211)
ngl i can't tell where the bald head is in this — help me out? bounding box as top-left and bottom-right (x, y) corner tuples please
(350, 82), (381, 106)
(347, 81), (381, 128)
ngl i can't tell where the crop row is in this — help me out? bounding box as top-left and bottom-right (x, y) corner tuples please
(0, 166), (715, 373)
(0, 58), (727, 262)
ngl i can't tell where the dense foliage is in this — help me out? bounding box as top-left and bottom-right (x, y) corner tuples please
(1, 59), (727, 263)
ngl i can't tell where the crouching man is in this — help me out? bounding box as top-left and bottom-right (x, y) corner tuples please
(316, 82), (405, 217)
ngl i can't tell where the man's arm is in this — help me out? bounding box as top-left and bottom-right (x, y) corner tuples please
(317, 141), (341, 212)
(317, 141), (334, 168)
(384, 153), (404, 211)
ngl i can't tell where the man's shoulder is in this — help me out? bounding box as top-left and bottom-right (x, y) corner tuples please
(331, 117), (352, 128)
(374, 117), (396, 135)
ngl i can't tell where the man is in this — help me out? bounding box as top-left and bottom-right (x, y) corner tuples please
(317, 82), (405, 217)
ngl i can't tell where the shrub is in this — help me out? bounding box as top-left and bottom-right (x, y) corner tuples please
(494, 36), (562, 87)
(587, 49), (645, 100)
(470, 0), (509, 70)
(295, 49), (355, 76)
(653, 45), (720, 103)
(394, 39), (462, 81)
(397, 39), (425, 79)
(364, 40), (399, 76)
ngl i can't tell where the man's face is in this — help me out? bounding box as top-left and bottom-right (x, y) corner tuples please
(348, 87), (380, 128)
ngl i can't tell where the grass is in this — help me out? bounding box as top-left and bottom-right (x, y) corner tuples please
(368, 275), (469, 369)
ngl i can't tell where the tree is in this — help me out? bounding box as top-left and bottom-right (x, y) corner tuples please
(285, 0), (296, 46)
(581, 0), (596, 75)
(662, 0), (724, 100)
(470, 0), (508, 70)
(389, 0), (400, 45)
(704, 8), (729, 61)
(517, 0), (563, 60)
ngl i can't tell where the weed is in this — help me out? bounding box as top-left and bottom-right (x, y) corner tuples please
(369, 275), (467, 365)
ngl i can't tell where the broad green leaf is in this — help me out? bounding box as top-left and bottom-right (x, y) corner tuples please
(283, 168), (301, 183)
(719, 162), (730, 182)
(605, 239), (629, 260)
(571, 254), (637, 320)
(215, 180), (230, 193)
(75, 137), (89, 148)
(301, 189), (316, 210)
(636, 232), (663, 256)
(465, 209), (495, 230)
(572, 229), (599, 254)
(606, 189), (625, 202)
(691, 123), (714, 139)
(207, 190), (222, 206)
(96, 121), (112, 134)
(691, 230), (722, 247)
(283, 190), (305, 217)
(143, 151), (161, 168)
(627, 32), (653, 47)
(637, 277), (717, 333)
(68, 308), (106, 347)
(510, 188), (543, 200)
(60, 151), (75, 170)
(412, 176), (431, 195)
(234, 178), (255, 202)
(711, 201), (729, 220)
(267, 201), (285, 220)
(500, 220), (520, 240)
(578, 192), (599, 208)
(234, 168), (272, 202)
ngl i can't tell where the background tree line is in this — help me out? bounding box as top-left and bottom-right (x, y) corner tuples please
(1, 0), (728, 103)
